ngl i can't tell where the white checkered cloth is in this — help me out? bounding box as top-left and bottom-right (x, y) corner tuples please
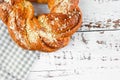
(0, 20), (38, 80)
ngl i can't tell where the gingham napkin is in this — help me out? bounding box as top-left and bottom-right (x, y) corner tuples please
(0, 20), (38, 80)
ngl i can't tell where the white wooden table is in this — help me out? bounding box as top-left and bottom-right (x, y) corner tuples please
(27, 0), (120, 80)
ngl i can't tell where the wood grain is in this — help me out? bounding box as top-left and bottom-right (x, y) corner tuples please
(27, 0), (120, 80)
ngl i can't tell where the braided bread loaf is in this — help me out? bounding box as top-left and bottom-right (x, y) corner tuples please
(0, 0), (82, 52)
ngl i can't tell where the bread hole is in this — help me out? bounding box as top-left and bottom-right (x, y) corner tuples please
(32, 2), (50, 16)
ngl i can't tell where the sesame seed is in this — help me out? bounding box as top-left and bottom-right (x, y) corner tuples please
(55, 17), (59, 21)
(68, 29), (70, 32)
(74, 9), (77, 11)
(68, 12), (71, 15)
(51, 21), (54, 25)
(53, 34), (56, 37)
(60, 28), (62, 31)
(64, 19), (67, 21)
(69, 16), (72, 18)
(41, 19), (44, 23)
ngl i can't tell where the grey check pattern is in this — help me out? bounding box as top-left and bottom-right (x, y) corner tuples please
(0, 20), (38, 80)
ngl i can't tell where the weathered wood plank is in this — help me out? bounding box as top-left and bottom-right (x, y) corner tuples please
(79, 0), (120, 31)
(27, 30), (120, 80)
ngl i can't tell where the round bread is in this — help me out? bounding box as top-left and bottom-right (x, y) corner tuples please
(0, 0), (82, 52)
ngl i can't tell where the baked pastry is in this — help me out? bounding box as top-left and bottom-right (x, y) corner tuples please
(0, 0), (82, 52)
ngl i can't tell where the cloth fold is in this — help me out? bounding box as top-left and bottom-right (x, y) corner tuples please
(0, 20), (37, 80)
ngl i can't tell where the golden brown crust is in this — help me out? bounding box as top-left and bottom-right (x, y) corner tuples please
(0, 0), (82, 52)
